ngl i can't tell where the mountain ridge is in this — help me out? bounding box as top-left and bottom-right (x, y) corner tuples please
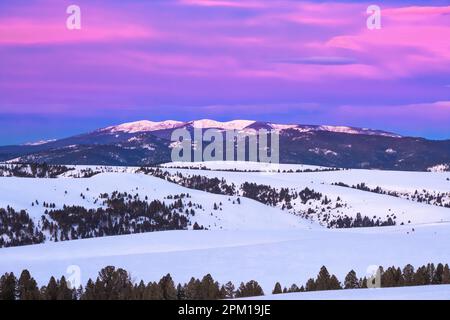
(1, 119), (449, 171)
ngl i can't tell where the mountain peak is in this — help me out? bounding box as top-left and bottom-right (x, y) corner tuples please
(102, 120), (185, 133)
(189, 119), (256, 130)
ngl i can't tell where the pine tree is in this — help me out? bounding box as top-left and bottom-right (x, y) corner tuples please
(57, 276), (74, 300)
(288, 284), (300, 293)
(305, 278), (316, 292)
(17, 270), (40, 300)
(315, 266), (332, 291)
(223, 281), (235, 299)
(185, 277), (202, 300)
(177, 284), (186, 300)
(235, 281), (264, 298)
(44, 276), (59, 300)
(413, 266), (428, 286)
(219, 285), (227, 299)
(272, 282), (282, 294)
(95, 266), (133, 300)
(442, 264), (450, 284)
(0, 272), (17, 300)
(329, 275), (342, 290)
(133, 280), (146, 300)
(402, 264), (415, 286)
(360, 277), (368, 288)
(81, 279), (96, 300)
(433, 263), (444, 284)
(144, 282), (163, 300)
(199, 274), (220, 300)
(158, 274), (177, 300)
(344, 270), (359, 289)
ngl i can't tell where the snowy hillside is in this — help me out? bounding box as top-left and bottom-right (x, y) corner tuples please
(0, 172), (308, 231)
(159, 162), (450, 227)
(0, 162), (449, 299)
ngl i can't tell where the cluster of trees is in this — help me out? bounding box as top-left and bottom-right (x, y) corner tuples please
(241, 182), (322, 209)
(334, 182), (450, 208)
(2, 262), (449, 300)
(0, 207), (45, 248)
(139, 168), (237, 196)
(149, 165), (342, 174)
(0, 267), (264, 300)
(378, 263), (450, 287)
(272, 262), (450, 295)
(0, 163), (72, 178)
(328, 212), (396, 228)
(272, 266), (342, 294)
(40, 192), (193, 242)
(70, 168), (101, 178)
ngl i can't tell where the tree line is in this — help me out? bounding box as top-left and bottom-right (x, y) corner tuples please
(40, 192), (196, 242)
(1, 192), (204, 248)
(333, 182), (450, 208)
(0, 163), (72, 178)
(0, 207), (44, 248)
(1, 262), (449, 300)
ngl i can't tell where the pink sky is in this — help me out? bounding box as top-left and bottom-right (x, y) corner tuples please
(0, 0), (449, 143)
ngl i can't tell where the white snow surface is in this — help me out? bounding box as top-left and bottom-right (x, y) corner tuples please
(103, 120), (184, 133)
(245, 285), (450, 300)
(0, 162), (450, 299)
(1, 224), (450, 292)
(190, 119), (255, 130)
(161, 162), (450, 226)
(0, 173), (308, 231)
(161, 161), (326, 171)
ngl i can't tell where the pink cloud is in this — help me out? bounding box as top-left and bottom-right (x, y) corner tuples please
(0, 19), (157, 45)
(322, 5), (450, 78)
(0, 2), (160, 45)
(178, 0), (266, 9)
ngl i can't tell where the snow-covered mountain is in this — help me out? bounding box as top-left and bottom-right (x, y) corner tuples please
(0, 119), (449, 171)
(101, 120), (185, 133)
(100, 119), (401, 137)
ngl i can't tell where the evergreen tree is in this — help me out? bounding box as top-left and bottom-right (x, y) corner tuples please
(402, 264), (415, 286)
(144, 282), (163, 300)
(272, 282), (282, 294)
(329, 275), (341, 290)
(185, 277), (202, 300)
(0, 272), (17, 300)
(95, 266), (133, 300)
(17, 270), (40, 300)
(288, 284), (300, 293)
(57, 276), (74, 300)
(223, 281), (235, 299)
(315, 266), (332, 291)
(305, 278), (316, 292)
(442, 264), (450, 284)
(81, 279), (96, 300)
(433, 263), (444, 284)
(344, 270), (359, 289)
(133, 281), (146, 300)
(177, 283), (186, 300)
(199, 274), (220, 300)
(235, 281), (264, 298)
(413, 266), (428, 286)
(158, 274), (177, 300)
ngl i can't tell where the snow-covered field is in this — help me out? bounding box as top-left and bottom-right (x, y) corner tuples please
(1, 224), (450, 294)
(0, 161), (449, 299)
(161, 163), (450, 226)
(246, 285), (450, 300)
